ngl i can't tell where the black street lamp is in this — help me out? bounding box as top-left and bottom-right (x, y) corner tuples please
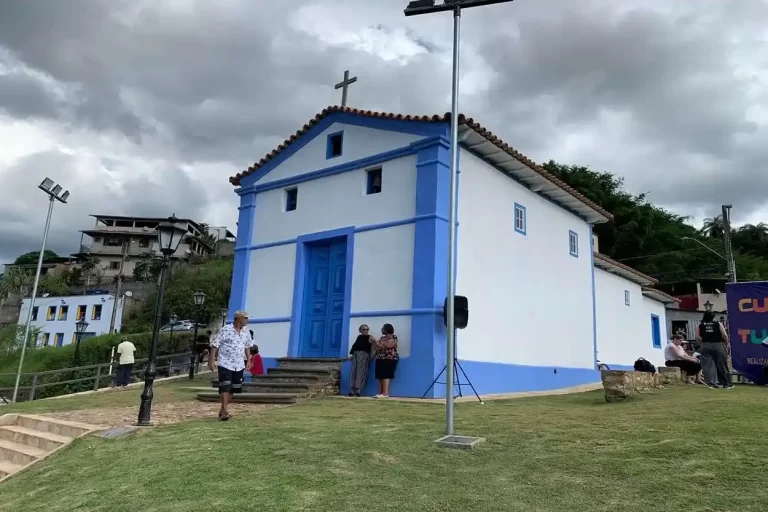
(137, 215), (186, 426)
(189, 289), (206, 379)
(168, 312), (178, 344)
(72, 318), (89, 367)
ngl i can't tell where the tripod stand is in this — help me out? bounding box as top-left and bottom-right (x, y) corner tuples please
(421, 329), (483, 403)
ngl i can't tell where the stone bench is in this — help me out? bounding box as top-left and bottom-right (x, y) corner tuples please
(600, 367), (682, 402)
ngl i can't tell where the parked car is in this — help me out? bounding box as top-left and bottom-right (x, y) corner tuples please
(159, 320), (208, 332)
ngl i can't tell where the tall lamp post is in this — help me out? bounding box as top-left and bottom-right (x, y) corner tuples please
(12, 178), (70, 403)
(72, 318), (89, 367)
(404, 0), (515, 436)
(137, 216), (186, 426)
(189, 289), (206, 379)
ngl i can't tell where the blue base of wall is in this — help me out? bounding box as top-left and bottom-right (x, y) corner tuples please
(338, 358), (602, 398)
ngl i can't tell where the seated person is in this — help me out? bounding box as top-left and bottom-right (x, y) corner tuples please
(665, 334), (704, 384)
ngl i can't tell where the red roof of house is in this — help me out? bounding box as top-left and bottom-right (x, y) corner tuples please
(230, 106), (613, 221)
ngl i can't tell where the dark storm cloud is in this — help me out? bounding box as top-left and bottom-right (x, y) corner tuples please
(0, 70), (59, 120)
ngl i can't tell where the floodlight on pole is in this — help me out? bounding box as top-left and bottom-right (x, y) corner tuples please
(12, 178), (70, 402)
(404, 0), (515, 437)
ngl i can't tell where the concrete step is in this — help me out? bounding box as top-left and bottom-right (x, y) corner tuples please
(0, 425), (70, 452)
(212, 374), (332, 385)
(0, 461), (24, 480)
(0, 438), (46, 466)
(196, 392), (300, 404)
(267, 367), (339, 378)
(276, 358), (346, 371)
(209, 381), (314, 394)
(14, 414), (92, 439)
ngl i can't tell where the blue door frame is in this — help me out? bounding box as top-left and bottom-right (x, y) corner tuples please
(287, 227), (355, 359)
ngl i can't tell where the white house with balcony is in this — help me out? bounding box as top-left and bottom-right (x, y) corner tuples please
(18, 293), (124, 347)
(228, 106), (676, 397)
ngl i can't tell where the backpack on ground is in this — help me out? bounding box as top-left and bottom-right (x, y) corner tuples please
(633, 358), (656, 374)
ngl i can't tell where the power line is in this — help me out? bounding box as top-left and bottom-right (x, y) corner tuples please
(616, 247), (700, 262)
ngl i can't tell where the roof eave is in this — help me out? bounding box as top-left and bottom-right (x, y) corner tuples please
(593, 253), (657, 286)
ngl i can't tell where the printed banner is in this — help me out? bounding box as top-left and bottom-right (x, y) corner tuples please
(726, 281), (768, 385)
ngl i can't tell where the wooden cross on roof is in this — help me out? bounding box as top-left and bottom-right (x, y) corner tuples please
(334, 69), (357, 108)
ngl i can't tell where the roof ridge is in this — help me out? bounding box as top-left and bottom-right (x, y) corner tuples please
(230, 106), (613, 221)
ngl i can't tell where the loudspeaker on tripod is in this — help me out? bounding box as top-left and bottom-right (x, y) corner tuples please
(443, 295), (468, 329)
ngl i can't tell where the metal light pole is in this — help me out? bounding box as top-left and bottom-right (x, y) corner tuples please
(405, 0), (515, 435)
(12, 178), (70, 403)
(189, 289), (206, 379)
(137, 216), (186, 426)
(72, 318), (89, 367)
(721, 205), (737, 283)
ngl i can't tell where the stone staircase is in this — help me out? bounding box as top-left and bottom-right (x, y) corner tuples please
(0, 414), (103, 482)
(196, 358), (345, 405)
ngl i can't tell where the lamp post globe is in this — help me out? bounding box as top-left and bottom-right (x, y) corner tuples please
(189, 289), (207, 379)
(137, 215), (186, 426)
(72, 318), (90, 367)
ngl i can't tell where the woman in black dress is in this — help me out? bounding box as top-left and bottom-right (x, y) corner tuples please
(374, 323), (399, 398)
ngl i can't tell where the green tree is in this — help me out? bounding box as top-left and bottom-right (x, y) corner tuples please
(37, 275), (70, 296)
(0, 267), (33, 312)
(14, 250), (60, 266)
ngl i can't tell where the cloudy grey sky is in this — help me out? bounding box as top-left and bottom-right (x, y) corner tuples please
(1, 0), (766, 269)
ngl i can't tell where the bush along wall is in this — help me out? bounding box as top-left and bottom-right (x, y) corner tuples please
(0, 331), (195, 400)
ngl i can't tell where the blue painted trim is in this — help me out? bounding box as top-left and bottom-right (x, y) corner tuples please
(237, 112), (449, 188)
(227, 191), (256, 321)
(234, 214), (451, 253)
(651, 314), (661, 348)
(349, 308), (442, 318)
(514, 202), (527, 235)
(287, 226), (355, 359)
(569, 230), (579, 257)
(589, 225), (598, 369)
(407, 136), (452, 399)
(238, 137), (448, 196)
(248, 317), (291, 324)
(326, 130), (344, 160)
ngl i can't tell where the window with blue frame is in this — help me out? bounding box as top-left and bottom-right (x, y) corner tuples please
(326, 131), (343, 159)
(285, 188), (298, 212)
(651, 314), (661, 348)
(568, 230), (579, 257)
(624, 290), (630, 306)
(366, 167), (382, 195)
(514, 203), (526, 235)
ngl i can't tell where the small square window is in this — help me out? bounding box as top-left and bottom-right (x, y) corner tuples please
(92, 304), (102, 321)
(32, 306), (39, 321)
(326, 132), (343, 159)
(41, 333), (50, 346)
(47, 306), (57, 321)
(139, 239), (149, 248)
(285, 188), (298, 212)
(366, 168), (382, 195)
(77, 305), (87, 320)
(514, 203), (526, 235)
(54, 333), (64, 347)
(59, 305), (68, 321)
(109, 261), (121, 270)
(569, 230), (579, 257)
(624, 290), (631, 306)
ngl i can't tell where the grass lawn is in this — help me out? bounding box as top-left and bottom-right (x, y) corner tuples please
(1, 385), (767, 512)
(0, 376), (207, 415)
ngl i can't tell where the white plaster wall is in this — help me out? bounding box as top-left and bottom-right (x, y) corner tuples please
(259, 123), (423, 184)
(250, 322), (291, 359)
(245, 244), (296, 318)
(252, 154), (417, 245)
(348, 317), (412, 358)
(455, 150), (594, 369)
(351, 226), (414, 313)
(594, 268), (666, 367)
(18, 294), (123, 346)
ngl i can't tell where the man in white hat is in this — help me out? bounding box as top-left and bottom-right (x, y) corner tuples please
(209, 310), (254, 420)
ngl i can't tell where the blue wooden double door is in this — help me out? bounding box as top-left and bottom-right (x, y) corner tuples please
(300, 239), (347, 358)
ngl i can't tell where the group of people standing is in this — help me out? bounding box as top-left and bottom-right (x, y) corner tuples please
(348, 323), (399, 398)
(664, 311), (734, 389)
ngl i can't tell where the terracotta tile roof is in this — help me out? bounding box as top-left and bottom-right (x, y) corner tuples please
(594, 252), (659, 284)
(641, 287), (681, 303)
(230, 106), (613, 221)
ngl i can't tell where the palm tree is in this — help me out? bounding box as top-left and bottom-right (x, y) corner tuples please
(700, 215), (724, 239)
(0, 268), (33, 314)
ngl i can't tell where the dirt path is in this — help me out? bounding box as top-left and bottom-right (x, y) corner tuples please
(47, 401), (276, 428)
